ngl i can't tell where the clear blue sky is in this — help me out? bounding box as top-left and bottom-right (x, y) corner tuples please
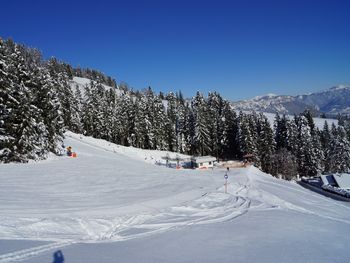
(1, 0), (350, 100)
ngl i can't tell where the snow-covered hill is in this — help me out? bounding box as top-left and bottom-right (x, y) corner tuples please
(262, 112), (338, 129)
(69, 76), (123, 96)
(1, 132), (350, 263)
(232, 85), (350, 115)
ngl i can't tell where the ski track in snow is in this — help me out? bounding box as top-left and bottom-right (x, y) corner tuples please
(0, 188), (255, 262)
(1, 132), (350, 262)
(0, 241), (72, 263)
(248, 171), (350, 225)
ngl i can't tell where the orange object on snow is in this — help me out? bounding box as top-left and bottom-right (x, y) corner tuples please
(72, 152), (77, 158)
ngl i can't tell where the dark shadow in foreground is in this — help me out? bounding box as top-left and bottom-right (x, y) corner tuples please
(53, 250), (64, 263)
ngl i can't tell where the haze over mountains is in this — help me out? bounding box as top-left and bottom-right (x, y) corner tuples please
(232, 85), (350, 116)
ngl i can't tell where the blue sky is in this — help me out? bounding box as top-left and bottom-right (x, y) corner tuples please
(1, 0), (350, 100)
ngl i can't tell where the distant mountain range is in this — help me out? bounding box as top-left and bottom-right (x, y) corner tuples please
(231, 85), (350, 116)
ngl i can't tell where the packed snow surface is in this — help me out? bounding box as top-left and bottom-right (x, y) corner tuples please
(70, 77), (122, 96)
(262, 112), (338, 129)
(1, 132), (350, 262)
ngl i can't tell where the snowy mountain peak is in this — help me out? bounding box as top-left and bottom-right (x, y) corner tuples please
(252, 93), (278, 100)
(329, 84), (350, 91)
(232, 85), (350, 115)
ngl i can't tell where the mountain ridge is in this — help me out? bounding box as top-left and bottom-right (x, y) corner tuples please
(231, 85), (350, 116)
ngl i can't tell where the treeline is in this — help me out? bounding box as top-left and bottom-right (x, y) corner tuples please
(1, 38), (350, 181)
(54, 79), (350, 180)
(0, 38), (66, 162)
(72, 67), (117, 88)
(0, 38), (117, 162)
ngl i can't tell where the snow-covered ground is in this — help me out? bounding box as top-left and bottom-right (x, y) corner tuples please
(1, 132), (350, 262)
(246, 111), (338, 129)
(70, 77), (123, 96)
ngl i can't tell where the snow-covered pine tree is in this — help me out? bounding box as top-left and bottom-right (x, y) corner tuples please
(327, 125), (350, 173)
(175, 92), (187, 153)
(186, 103), (196, 155)
(70, 86), (84, 134)
(1, 39), (50, 162)
(221, 101), (238, 159)
(192, 92), (210, 156)
(133, 95), (150, 149)
(303, 110), (316, 135)
(312, 128), (325, 173)
(81, 83), (94, 135)
(144, 87), (157, 149)
(286, 115), (299, 157)
(257, 113), (275, 174)
(165, 92), (177, 152)
(12, 82), (49, 161)
(248, 112), (260, 166)
(207, 92), (225, 159)
(103, 88), (118, 142)
(32, 58), (64, 155)
(303, 110), (324, 173)
(0, 38), (14, 161)
(83, 81), (106, 139)
(295, 115), (322, 177)
(152, 94), (168, 150)
(237, 112), (259, 163)
(93, 82), (107, 139)
(121, 93), (135, 146)
(274, 113), (289, 150)
(176, 97), (195, 155)
(320, 121), (331, 173)
(112, 93), (124, 145)
(47, 58), (81, 135)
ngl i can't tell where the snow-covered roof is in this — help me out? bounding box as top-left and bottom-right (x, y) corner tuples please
(191, 156), (216, 163)
(332, 173), (350, 189)
(320, 174), (337, 186)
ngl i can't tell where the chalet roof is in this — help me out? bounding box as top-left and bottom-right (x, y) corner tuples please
(333, 173), (350, 189)
(320, 174), (337, 186)
(191, 156), (216, 163)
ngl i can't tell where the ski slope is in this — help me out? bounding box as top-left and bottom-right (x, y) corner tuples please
(1, 133), (350, 262)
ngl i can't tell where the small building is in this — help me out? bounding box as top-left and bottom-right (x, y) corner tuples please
(300, 173), (350, 201)
(321, 173), (350, 190)
(320, 174), (338, 187)
(191, 156), (217, 169)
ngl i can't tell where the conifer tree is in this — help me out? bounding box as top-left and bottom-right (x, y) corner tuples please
(120, 93), (135, 146)
(327, 126), (350, 173)
(221, 102), (238, 159)
(295, 115), (322, 177)
(257, 113), (275, 173)
(70, 86), (84, 134)
(175, 93), (187, 153)
(275, 113), (289, 150)
(192, 92), (210, 155)
(207, 92), (225, 159)
(0, 38), (14, 161)
(152, 94), (168, 150)
(320, 121), (331, 173)
(133, 95), (149, 148)
(34, 61), (64, 154)
(286, 116), (299, 156)
(165, 92), (177, 151)
(237, 112), (258, 162)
